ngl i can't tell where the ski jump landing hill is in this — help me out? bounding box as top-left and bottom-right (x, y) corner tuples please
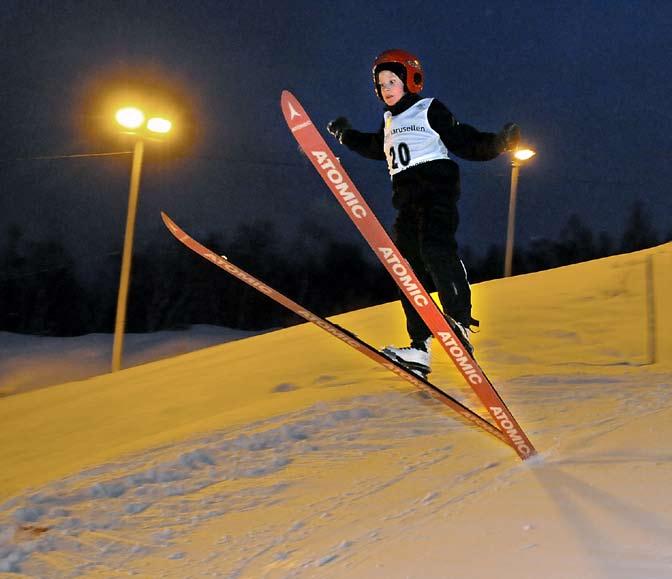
(1, 242), (670, 500)
(0, 243), (671, 578)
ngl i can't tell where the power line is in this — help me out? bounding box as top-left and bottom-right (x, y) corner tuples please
(0, 151), (132, 162)
(0, 150), (667, 189)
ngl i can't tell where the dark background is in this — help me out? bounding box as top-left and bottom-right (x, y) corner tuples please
(1, 1), (670, 335)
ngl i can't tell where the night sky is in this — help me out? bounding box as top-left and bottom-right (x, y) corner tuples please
(2, 1), (671, 277)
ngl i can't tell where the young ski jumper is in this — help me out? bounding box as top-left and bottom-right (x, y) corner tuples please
(327, 49), (520, 375)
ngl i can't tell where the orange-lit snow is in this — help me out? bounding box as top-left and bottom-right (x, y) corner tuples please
(0, 243), (670, 577)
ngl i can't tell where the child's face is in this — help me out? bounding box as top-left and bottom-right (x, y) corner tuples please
(378, 70), (405, 106)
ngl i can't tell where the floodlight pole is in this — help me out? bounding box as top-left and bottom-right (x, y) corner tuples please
(112, 138), (145, 372)
(504, 159), (520, 278)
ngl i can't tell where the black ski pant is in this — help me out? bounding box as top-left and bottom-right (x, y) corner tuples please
(392, 198), (472, 344)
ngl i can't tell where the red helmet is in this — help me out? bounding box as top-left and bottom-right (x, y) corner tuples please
(372, 49), (424, 99)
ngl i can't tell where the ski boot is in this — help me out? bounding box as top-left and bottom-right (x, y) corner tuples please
(382, 337), (432, 379)
(449, 319), (475, 356)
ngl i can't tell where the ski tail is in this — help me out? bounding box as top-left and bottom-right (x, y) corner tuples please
(280, 90), (536, 460)
(161, 211), (513, 450)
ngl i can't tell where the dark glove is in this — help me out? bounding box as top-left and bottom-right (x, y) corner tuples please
(327, 117), (351, 143)
(498, 122), (521, 151)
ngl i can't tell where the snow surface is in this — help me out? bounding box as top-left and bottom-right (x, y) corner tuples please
(0, 325), (265, 397)
(1, 244), (671, 578)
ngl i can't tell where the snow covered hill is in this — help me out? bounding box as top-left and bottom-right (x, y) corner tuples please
(1, 243), (671, 578)
(0, 325), (266, 397)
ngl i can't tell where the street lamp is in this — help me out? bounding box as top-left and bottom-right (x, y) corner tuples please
(504, 148), (536, 278)
(111, 107), (172, 372)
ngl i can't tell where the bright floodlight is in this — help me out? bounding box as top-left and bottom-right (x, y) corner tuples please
(147, 117), (172, 134)
(115, 107), (145, 130)
(514, 148), (536, 161)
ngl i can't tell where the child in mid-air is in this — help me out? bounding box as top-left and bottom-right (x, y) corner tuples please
(327, 48), (521, 376)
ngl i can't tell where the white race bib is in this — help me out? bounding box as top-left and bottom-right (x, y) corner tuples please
(383, 98), (450, 176)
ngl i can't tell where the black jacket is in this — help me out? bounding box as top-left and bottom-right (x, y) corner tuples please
(341, 93), (505, 208)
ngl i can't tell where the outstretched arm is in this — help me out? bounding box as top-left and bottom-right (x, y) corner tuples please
(429, 100), (520, 161)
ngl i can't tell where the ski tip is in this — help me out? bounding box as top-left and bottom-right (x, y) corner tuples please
(280, 90), (297, 116)
(160, 212), (183, 239)
(280, 90), (290, 108)
(281, 91), (310, 130)
(160, 212), (178, 233)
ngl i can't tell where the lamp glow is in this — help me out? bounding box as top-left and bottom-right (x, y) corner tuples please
(115, 107), (145, 130)
(147, 117), (172, 134)
(514, 148), (536, 162)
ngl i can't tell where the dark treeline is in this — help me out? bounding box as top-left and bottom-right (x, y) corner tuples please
(468, 200), (667, 282)
(0, 219), (399, 337)
(1, 201), (669, 337)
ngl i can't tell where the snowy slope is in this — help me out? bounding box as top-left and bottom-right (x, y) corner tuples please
(1, 243), (671, 578)
(0, 325), (266, 397)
